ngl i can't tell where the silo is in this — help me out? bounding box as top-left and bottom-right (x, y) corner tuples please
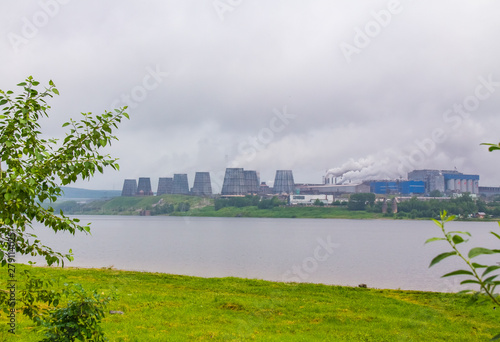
(473, 180), (479, 194)
(455, 179), (461, 192)
(191, 172), (212, 196)
(273, 170), (295, 194)
(137, 177), (153, 196)
(221, 168), (246, 195)
(172, 174), (189, 194)
(157, 177), (173, 195)
(121, 179), (137, 197)
(447, 179), (455, 191)
(467, 179), (473, 193)
(461, 179), (468, 192)
(244, 170), (260, 194)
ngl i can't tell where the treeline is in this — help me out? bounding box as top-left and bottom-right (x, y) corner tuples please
(215, 195), (284, 210)
(348, 193), (500, 219)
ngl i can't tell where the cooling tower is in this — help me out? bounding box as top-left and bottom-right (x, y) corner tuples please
(121, 179), (137, 197)
(137, 177), (153, 196)
(221, 168), (247, 195)
(157, 177), (173, 195)
(172, 174), (189, 194)
(191, 172), (212, 196)
(273, 170), (295, 194)
(244, 170), (260, 194)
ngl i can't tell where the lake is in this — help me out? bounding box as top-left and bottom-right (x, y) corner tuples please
(17, 215), (500, 292)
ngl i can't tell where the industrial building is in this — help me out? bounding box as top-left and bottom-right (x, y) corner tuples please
(191, 172), (213, 196)
(273, 170), (295, 194)
(479, 186), (500, 198)
(289, 194), (335, 205)
(370, 181), (425, 195)
(408, 170), (479, 195)
(295, 183), (370, 195)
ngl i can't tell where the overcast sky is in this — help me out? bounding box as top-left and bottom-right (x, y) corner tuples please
(2, 0), (500, 192)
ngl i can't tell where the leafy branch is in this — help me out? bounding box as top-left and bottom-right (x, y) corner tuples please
(427, 211), (500, 339)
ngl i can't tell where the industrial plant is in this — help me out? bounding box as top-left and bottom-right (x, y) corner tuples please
(121, 167), (497, 199)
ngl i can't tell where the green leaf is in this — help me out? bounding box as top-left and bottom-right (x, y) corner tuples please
(429, 251), (457, 267)
(472, 262), (487, 268)
(425, 237), (445, 244)
(469, 247), (496, 259)
(62, 122), (70, 127)
(460, 279), (482, 285)
(491, 231), (500, 240)
(442, 269), (474, 277)
(483, 265), (500, 277)
(452, 235), (465, 244)
(52, 88), (59, 95)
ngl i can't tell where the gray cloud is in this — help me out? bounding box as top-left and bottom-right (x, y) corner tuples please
(1, 0), (500, 191)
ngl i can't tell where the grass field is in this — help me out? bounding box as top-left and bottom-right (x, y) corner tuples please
(172, 205), (386, 219)
(1, 265), (498, 341)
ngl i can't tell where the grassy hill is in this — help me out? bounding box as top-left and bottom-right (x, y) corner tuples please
(51, 194), (213, 215)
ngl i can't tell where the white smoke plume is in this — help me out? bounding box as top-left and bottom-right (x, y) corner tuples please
(326, 156), (400, 184)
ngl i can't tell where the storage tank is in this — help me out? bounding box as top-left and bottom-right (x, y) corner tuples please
(447, 179), (455, 191)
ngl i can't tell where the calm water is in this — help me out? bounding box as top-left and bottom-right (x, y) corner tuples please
(18, 215), (500, 292)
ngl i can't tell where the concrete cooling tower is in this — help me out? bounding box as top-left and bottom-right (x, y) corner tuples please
(121, 179), (137, 197)
(137, 177), (153, 196)
(221, 168), (247, 195)
(172, 174), (189, 194)
(244, 170), (260, 194)
(191, 172), (212, 196)
(273, 170), (295, 194)
(157, 177), (173, 195)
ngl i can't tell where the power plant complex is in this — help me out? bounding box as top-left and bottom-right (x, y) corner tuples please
(121, 168), (492, 198)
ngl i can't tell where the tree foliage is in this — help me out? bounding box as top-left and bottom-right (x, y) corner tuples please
(0, 77), (128, 266)
(347, 193), (375, 211)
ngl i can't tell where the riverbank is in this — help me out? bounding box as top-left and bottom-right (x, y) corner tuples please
(49, 194), (498, 221)
(1, 265), (498, 341)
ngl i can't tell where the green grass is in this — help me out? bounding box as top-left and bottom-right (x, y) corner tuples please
(1, 265), (498, 341)
(173, 205), (386, 219)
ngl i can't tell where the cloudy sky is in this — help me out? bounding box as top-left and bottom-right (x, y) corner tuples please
(1, 0), (500, 192)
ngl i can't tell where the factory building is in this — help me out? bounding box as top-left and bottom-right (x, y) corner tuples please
(172, 174), (190, 194)
(157, 177), (173, 195)
(289, 194), (335, 205)
(191, 172), (212, 196)
(121, 179), (137, 197)
(273, 170), (295, 194)
(479, 186), (500, 198)
(296, 183), (370, 195)
(370, 181), (425, 195)
(408, 170), (479, 194)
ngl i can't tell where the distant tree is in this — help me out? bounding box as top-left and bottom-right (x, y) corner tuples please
(347, 193), (375, 211)
(313, 199), (325, 206)
(429, 190), (442, 197)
